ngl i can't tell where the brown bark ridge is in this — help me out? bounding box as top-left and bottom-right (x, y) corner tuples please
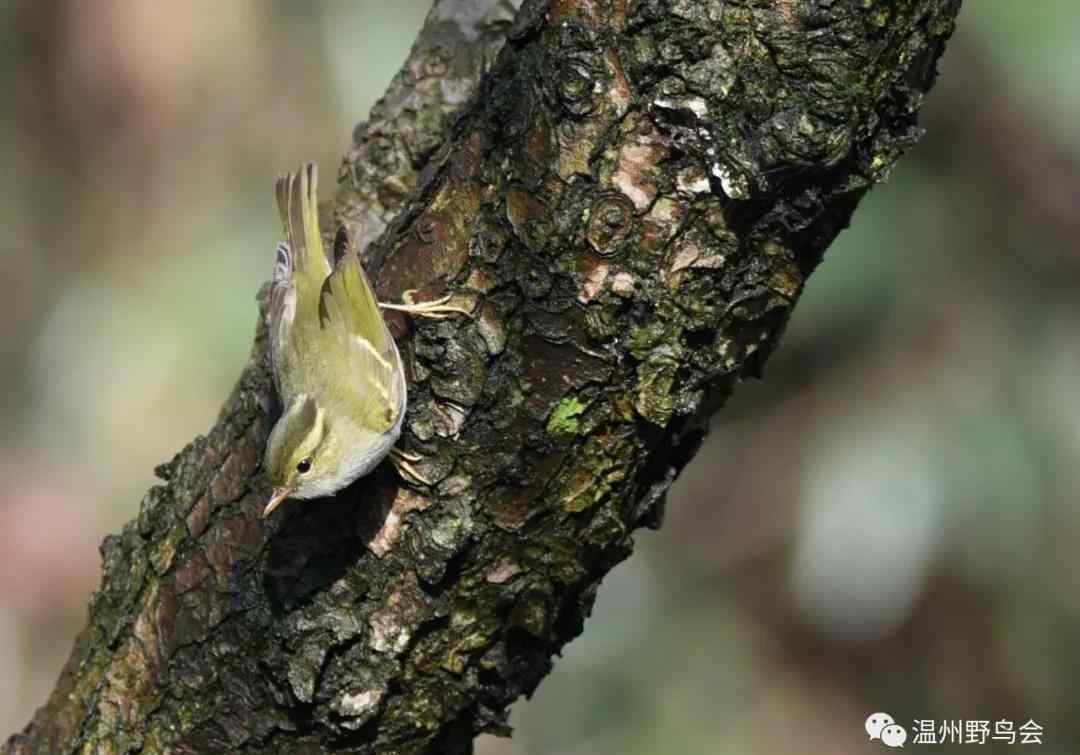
(4, 0), (960, 753)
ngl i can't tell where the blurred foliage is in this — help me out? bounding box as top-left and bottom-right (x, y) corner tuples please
(1, 3), (1077, 753)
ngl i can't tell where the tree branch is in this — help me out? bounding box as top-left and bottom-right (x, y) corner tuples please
(5, 1), (960, 753)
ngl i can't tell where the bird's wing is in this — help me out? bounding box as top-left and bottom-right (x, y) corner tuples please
(319, 251), (404, 434)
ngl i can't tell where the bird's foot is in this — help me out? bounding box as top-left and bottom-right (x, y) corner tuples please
(390, 448), (433, 485)
(379, 290), (470, 320)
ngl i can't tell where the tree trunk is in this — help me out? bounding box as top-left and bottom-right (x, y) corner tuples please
(4, 0), (961, 753)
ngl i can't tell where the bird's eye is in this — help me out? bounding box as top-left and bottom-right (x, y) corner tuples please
(296, 458), (312, 474)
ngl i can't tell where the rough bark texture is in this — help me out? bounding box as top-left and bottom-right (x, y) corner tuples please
(5, 0), (960, 753)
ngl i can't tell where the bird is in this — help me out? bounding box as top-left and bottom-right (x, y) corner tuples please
(261, 162), (464, 517)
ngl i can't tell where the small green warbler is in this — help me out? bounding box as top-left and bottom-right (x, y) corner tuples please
(262, 163), (462, 517)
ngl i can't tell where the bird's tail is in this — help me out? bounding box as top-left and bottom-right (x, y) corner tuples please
(274, 162), (331, 285)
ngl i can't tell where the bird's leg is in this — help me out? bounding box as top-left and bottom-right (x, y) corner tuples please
(390, 448), (433, 485)
(379, 290), (471, 320)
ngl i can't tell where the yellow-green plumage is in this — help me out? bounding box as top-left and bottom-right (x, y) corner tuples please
(263, 163), (405, 514)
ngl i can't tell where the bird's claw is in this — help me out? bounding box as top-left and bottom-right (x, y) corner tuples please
(390, 448), (432, 485)
(379, 290), (471, 320)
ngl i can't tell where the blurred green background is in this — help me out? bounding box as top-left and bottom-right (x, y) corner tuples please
(1, 2), (1077, 753)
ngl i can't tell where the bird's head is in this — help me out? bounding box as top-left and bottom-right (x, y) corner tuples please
(263, 394), (338, 516)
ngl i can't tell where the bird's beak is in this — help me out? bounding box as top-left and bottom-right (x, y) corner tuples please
(263, 486), (293, 518)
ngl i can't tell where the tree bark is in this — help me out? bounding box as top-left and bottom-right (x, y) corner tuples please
(5, 0), (961, 753)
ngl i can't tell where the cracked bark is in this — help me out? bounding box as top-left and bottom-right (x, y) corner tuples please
(4, 0), (961, 753)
